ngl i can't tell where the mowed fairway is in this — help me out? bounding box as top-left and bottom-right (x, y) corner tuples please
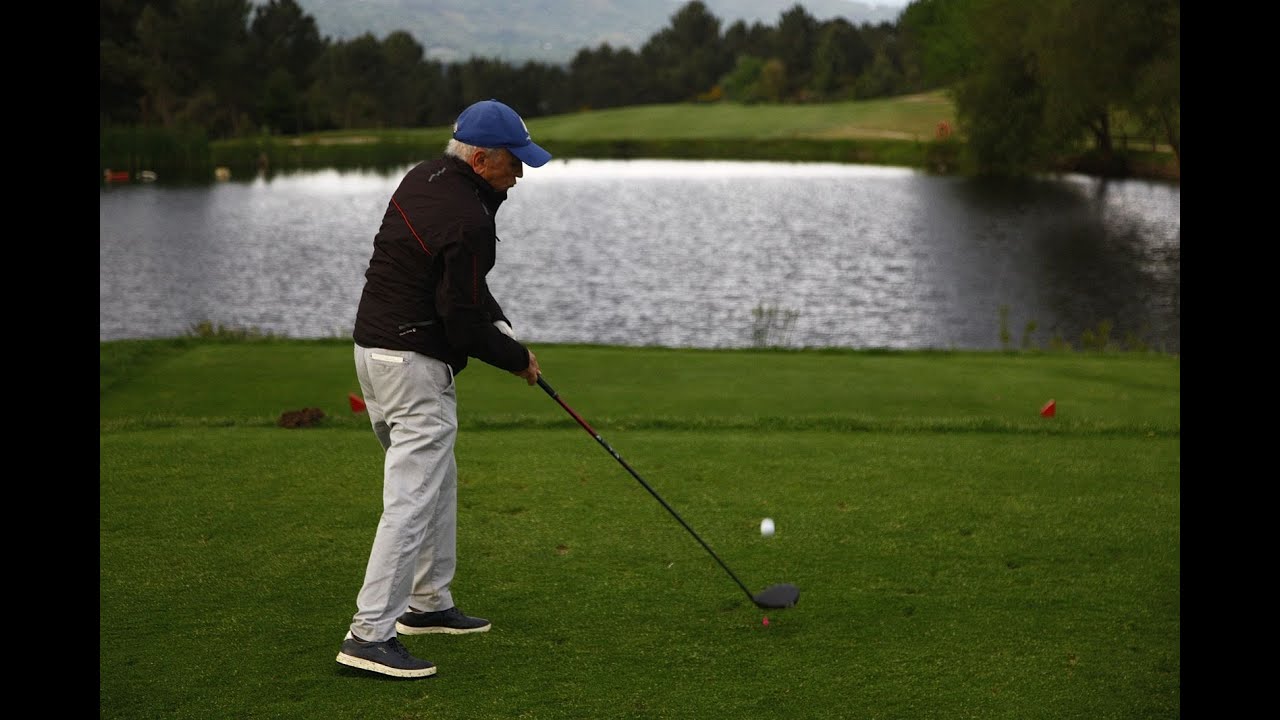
(288, 90), (958, 148)
(100, 340), (1179, 719)
(524, 91), (956, 141)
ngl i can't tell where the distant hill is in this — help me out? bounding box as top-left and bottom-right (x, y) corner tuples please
(256, 0), (907, 65)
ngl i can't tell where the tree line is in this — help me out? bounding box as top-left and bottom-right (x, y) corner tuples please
(100, 0), (1178, 177)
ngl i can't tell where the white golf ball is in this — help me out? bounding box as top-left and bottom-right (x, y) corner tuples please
(760, 518), (775, 537)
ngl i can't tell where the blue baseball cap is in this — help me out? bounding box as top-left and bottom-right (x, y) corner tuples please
(453, 99), (552, 168)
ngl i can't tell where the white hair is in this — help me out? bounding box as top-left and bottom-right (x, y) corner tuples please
(446, 138), (499, 162)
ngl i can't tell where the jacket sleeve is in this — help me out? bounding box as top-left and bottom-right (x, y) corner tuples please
(434, 229), (529, 373)
(483, 291), (510, 328)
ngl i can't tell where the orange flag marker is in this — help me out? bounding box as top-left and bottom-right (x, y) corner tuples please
(348, 392), (367, 413)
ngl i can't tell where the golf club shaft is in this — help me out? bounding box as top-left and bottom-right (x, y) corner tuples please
(537, 375), (756, 602)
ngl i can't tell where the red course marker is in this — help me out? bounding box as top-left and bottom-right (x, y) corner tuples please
(349, 393), (367, 413)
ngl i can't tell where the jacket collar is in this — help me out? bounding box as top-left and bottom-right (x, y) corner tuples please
(443, 154), (507, 204)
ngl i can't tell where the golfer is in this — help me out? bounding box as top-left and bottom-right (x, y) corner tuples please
(336, 99), (550, 678)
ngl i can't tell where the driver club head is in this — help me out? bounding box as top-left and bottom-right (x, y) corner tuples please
(752, 583), (800, 609)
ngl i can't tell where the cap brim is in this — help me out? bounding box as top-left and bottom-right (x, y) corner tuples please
(508, 141), (552, 168)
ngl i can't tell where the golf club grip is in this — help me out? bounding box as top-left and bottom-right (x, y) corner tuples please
(536, 375), (556, 396)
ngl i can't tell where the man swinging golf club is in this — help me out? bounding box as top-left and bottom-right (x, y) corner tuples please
(336, 99), (551, 679)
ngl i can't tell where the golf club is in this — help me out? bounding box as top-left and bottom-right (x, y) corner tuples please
(537, 375), (799, 610)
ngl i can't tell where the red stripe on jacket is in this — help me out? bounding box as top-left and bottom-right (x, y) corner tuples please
(391, 196), (432, 255)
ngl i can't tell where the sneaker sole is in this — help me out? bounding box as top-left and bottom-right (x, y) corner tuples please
(335, 651), (437, 678)
(396, 621), (491, 636)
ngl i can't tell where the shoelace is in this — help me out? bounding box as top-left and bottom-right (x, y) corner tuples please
(385, 638), (412, 658)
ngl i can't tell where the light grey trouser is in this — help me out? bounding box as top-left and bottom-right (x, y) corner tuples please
(349, 345), (459, 642)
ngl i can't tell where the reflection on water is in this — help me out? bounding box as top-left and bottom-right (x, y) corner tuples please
(99, 160), (1179, 352)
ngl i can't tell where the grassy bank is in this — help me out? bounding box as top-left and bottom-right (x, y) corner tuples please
(199, 91), (1177, 182)
(100, 339), (1179, 719)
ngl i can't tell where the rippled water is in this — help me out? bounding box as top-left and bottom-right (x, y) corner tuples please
(99, 159), (1180, 352)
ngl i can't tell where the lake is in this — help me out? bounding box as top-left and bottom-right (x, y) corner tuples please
(99, 159), (1180, 353)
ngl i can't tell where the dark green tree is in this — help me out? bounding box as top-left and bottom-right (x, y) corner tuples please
(248, 0), (324, 134)
(775, 4), (818, 98)
(722, 19), (775, 66)
(810, 19), (872, 99)
(897, 0), (979, 90)
(720, 19), (778, 103)
(1128, 2), (1178, 169)
(852, 22), (907, 98)
(513, 61), (571, 117)
(640, 1), (730, 102)
(720, 54), (767, 103)
(101, 0), (176, 127)
(568, 44), (648, 110)
(952, 0), (1049, 175)
(1033, 0), (1179, 171)
(309, 33), (387, 129)
(453, 57), (524, 110)
(758, 58), (788, 102)
(1028, 0), (1133, 165)
(949, 0), (1180, 176)
(378, 31), (429, 128)
(135, 0), (255, 137)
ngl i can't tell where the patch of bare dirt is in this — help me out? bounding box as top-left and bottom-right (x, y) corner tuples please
(278, 407), (326, 428)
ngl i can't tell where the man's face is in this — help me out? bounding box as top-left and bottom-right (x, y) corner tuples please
(473, 148), (524, 192)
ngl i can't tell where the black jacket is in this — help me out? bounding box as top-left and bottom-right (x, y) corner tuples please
(352, 155), (530, 375)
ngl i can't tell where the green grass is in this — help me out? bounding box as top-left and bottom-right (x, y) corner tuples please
(263, 90), (956, 145)
(525, 91), (956, 142)
(211, 91), (967, 175)
(210, 89), (1177, 180)
(100, 340), (1180, 719)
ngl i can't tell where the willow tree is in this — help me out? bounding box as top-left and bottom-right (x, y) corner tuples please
(924, 0), (1180, 176)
